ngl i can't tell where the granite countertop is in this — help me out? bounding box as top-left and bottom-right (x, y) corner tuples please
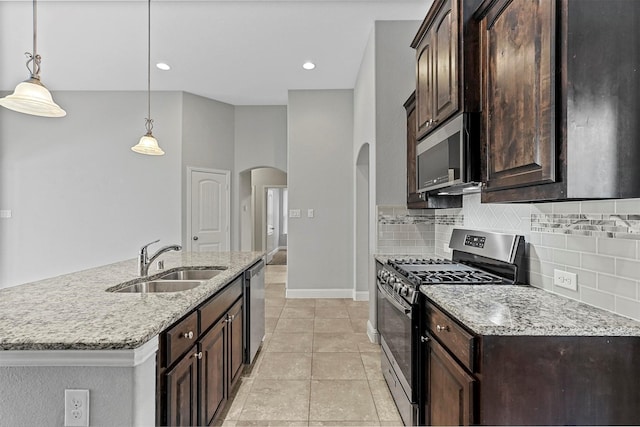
(420, 285), (640, 337)
(0, 251), (263, 351)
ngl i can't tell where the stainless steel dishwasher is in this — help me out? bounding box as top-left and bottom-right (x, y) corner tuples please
(244, 259), (265, 364)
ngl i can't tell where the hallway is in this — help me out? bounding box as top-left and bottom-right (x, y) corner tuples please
(219, 264), (401, 425)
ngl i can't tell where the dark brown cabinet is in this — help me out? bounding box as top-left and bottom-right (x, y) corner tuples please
(478, 0), (557, 198)
(228, 298), (244, 386)
(199, 317), (227, 426)
(166, 344), (198, 426)
(411, 0), (481, 141)
(477, 0), (640, 202)
(404, 92), (424, 208)
(427, 338), (474, 426)
(421, 300), (640, 425)
(159, 276), (244, 426)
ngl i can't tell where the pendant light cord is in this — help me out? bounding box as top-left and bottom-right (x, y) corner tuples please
(26, 0), (42, 79)
(146, 0), (153, 133)
(33, 0), (37, 58)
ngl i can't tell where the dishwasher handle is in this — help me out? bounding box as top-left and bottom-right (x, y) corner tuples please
(245, 259), (265, 279)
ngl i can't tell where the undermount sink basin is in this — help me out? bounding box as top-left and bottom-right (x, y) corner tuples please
(158, 269), (223, 281)
(115, 280), (202, 293)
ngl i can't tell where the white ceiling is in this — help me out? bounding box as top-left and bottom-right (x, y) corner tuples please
(0, 0), (429, 105)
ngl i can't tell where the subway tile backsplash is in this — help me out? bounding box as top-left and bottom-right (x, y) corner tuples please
(377, 195), (640, 321)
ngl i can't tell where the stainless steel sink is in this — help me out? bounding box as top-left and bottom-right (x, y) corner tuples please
(114, 280), (202, 293)
(158, 269), (223, 281)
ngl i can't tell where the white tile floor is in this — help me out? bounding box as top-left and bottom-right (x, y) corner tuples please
(218, 265), (402, 426)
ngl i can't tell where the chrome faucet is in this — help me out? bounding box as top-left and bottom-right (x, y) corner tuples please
(138, 239), (182, 276)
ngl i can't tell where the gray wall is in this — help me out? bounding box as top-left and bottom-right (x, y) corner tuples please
(287, 89), (354, 296)
(375, 20), (421, 205)
(0, 91), (182, 288)
(181, 92), (236, 248)
(234, 106), (288, 251)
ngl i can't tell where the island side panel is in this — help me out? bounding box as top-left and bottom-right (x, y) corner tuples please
(0, 356), (156, 426)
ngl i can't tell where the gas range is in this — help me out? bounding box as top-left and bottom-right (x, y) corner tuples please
(376, 229), (526, 426)
(377, 229), (526, 306)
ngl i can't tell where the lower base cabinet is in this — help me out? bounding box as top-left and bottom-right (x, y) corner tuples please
(422, 300), (640, 425)
(159, 277), (244, 426)
(427, 338), (474, 426)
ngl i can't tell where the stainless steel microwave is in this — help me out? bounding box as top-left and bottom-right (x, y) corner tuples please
(416, 113), (480, 194)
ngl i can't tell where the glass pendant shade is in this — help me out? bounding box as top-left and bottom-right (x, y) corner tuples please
(0, 0), (65, 118)
(0, 78), (66, 117)
(132, 132), (164, 156)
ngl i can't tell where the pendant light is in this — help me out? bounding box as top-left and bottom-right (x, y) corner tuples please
(0, 0), (66, 117)
(131, 0), (164, 156)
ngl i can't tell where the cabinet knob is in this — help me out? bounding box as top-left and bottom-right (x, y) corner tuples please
(192, 236), (199, 241)
(226, 314), (235, 323)
(436, 324), (450, 332)
(183, 331), (194, 340)
(420, 336), (430, 343)
(193, 351), (203, 360)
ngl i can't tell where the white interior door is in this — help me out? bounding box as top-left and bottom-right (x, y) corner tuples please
(188, 168), (230, 252)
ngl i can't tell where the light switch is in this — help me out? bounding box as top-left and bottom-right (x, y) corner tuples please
(307, 209), (314, 218)
(289, 209), (301, 218)
(0, 210), (12, 219)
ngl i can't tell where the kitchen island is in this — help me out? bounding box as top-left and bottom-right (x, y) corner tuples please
(0, 251), (263, 426)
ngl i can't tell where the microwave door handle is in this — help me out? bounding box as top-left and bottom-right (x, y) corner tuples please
(377, 282), (412, 318)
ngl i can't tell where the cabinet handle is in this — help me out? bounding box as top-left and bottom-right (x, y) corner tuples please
(226, 314), (235, 322)
(193, 351), (203, 360)
(436, 324), (449, 332)
(183, 331), (194, 340)
(420, 336), (430, 343)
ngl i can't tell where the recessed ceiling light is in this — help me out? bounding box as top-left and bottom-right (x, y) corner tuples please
(302, 61), (316, 70)
(156, 62), (171, 71)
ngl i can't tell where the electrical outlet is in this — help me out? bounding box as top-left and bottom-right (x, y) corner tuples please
(65, 389), (89, 427)
(554, 269), (578, 291)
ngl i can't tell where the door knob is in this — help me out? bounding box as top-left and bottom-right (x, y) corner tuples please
(192, 236), (199, 241)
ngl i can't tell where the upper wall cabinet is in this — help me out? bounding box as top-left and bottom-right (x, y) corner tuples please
(477, 0), (640, 202)
(411, 0), (482, 141)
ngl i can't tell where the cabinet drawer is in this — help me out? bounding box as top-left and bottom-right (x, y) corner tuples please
(427, 302), (475, 371)
(164, 311), (199, 368)
(199, 276), (243, 333)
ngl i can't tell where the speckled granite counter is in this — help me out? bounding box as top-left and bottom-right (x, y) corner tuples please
(420, 285), (640, 336)
(0, 251), (263, 351)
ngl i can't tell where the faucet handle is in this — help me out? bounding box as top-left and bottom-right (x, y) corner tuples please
(140, 239), (160, 262)
(141, 239), (160, 250)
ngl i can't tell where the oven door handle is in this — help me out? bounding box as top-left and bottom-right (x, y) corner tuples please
(377, 281), (412, 318)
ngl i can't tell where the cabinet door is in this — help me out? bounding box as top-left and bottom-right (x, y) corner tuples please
(166, 345), (199, 426)
(405, 93), (426, 208)
(416, 32), (435, 139)
(432, 0), (458, 125)
(481, 0), (557, 193)
(228, 298), (244, 386)
(428, 338), (475, 426)
(199, 318), (227, 426)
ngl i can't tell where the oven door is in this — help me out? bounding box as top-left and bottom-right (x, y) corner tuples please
(377, 280), (413, 398)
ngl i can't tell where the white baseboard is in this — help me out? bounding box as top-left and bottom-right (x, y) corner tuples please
(352, 290), (369, 301)
(278, 246), (287, 251)
(285, 288), (354, 299)
(367, 320), (380, 344)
